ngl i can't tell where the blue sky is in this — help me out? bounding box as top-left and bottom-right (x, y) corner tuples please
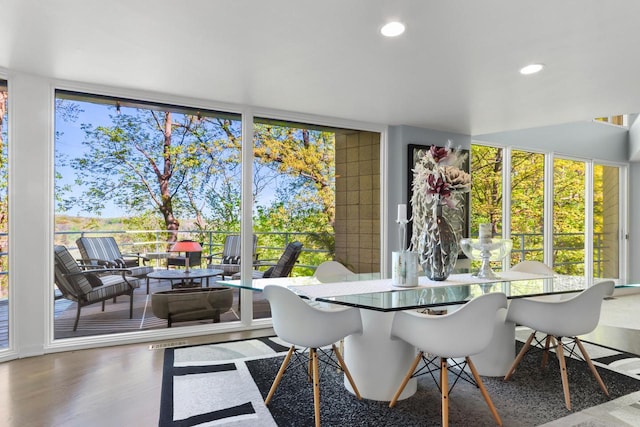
(55, 100), (121, 217)
(54, 99), (282, 219)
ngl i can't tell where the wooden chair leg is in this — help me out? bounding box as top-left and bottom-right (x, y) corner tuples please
(575, 337), (609, 396)
(338, 339), (345, 371)
(311, 348), (321, 427)
(505, 331), (535, 380)
(441, 358), (449, 427)
(332, 344), (361, 399)
(555, 337), (572, 410)
(542, 335), (552, 368)
(467, 357), (503, 426)
(389, 351), (423, 408)
(265, 346), (294, 405)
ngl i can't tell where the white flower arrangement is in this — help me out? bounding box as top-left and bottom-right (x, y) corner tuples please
(410, 141), (471, 251)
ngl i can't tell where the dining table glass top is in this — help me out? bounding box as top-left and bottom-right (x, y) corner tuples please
(218, 271), (637, 312)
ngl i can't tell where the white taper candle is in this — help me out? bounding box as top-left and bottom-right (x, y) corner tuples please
(397, 204), (407, 223)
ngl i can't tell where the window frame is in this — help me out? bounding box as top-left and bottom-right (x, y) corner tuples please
(472, 141), (628, 285)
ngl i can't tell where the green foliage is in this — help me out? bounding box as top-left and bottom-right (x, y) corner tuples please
(470, 145), (503, 235)
(55, 100), (338, 275)
(471, 145), (615, 277)
(253, 124), (335, 227)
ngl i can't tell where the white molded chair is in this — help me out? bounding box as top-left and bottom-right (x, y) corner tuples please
(262, 285), (363, 427)
(313, 261), (355, 282)
(510, 260), (555, 275)
(389, 293), (507, 427)
(503, 280), (615, 410)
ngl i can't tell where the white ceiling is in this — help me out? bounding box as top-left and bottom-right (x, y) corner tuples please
(2, 0), (639, 135)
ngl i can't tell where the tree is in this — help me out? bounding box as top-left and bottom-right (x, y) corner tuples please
(471, 145), (590, 275)
(57, 99), (338, 261)
(71, 108), (240, 242)
(510, 150), (545, 261)
(253, 124), (335, 228)
(470, 145), (503, 234)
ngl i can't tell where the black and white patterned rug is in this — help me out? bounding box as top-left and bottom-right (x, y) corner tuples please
(160, 333), (640, 426)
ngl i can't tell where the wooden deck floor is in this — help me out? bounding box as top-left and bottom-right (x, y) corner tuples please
(0, 276), (272, 347)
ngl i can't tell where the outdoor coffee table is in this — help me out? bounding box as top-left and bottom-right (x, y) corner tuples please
(147, 268), (224, 289)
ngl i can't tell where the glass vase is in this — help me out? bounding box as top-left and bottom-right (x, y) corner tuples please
(419, 204), (459, 281)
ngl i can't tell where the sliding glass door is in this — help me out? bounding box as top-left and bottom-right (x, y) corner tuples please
(593, 164), (621, 280)
(510, 150), (545, 263)
(472, 142), (626, 282)
(552, 158), (586, 276)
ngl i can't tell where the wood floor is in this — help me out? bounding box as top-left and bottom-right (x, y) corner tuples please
(0, 293), (638, 427)
(0, 328), (274, 427)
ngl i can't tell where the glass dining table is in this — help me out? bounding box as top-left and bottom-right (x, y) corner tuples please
(218, 272), (637, 401)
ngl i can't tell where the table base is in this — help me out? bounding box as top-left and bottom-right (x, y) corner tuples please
(470, 308), (515, 377)
(344, 310), (417, 401)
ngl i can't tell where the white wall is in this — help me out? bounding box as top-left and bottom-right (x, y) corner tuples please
(629, 163), (640, 282)
(476, 121), (628, 162)
(7, 72), (52, 358)
(628, 114), (640, 160)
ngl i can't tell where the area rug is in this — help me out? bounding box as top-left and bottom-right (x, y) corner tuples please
(160, 335), (640, 426)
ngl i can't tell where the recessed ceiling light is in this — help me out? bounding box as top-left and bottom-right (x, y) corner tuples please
(520, 63), (544, 75)
(381, 21), (405, 37)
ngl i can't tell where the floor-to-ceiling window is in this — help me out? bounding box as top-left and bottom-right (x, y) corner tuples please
(251, 118), (381, 319)
(470, 144), (504, 271)
(472, 142), (626, 282)
(470, 145), (503, 237)
(510, 149), (545, 263)
(52, 90), (384, 339)
(593, 163), (621, 280)
(553, 157), (586, 276)
(54, 90), (243, 339)
(0, 80), (8, 349)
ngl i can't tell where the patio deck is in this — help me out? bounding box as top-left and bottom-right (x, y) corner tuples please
(0, 274), (272, 347)
(53, 275), (271, 339)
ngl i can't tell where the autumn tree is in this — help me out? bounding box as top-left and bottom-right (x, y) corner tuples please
(253, 124), (335, 228)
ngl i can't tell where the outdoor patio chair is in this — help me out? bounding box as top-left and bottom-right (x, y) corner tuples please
(206, 234), (259, 279)
(76, 237), (154, 293)
(54, 245), (140, 331)
(232, 241), (302, 279)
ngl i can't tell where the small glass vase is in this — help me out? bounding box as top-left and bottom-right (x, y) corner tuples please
(418, 204), (459, 281)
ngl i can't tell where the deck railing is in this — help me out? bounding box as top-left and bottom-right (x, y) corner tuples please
(53, 229), (332, 274)
(0, 229), (615, 290)
(510, 231), (611, 276)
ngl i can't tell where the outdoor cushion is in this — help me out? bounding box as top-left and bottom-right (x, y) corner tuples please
(54, 245), (140, 330)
